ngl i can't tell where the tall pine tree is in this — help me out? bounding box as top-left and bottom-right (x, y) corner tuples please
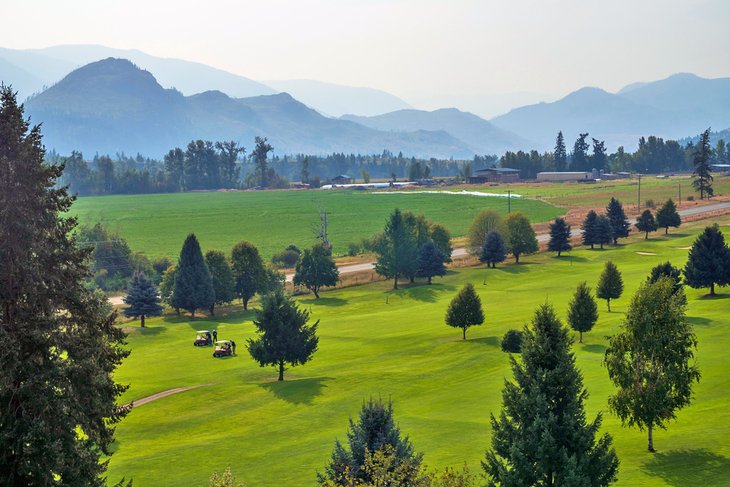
(606, 197), (630, 244)
(171, 233), (215, 318)
(0, 86), (130, 485)
(692, 128), (714, 199)
(554, 131), (567, 171)
(484, 304), (618, 486)
(123, 272), (163, 327)
(594, 215), (614, 249)
(548, 217), (572, 256)
(581, 210), (599, 249)
(374, 208), (418, 289)
(683, 224), (730, 295)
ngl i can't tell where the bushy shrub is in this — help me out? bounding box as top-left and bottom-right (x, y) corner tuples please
(271, 247), (301, 268)
(645, 199), (655, 209)
(687, 195), (695, 201)
(347, 241), (361, 257)
(501, 329), (523, 353)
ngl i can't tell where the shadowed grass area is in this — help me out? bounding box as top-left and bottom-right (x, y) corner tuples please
(107, 216), (730, 486)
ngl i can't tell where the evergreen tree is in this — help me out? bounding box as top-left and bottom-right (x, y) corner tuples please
(205, 250), (235, 315)
(635, 210), (658, 239)
(374, 209), (418, 289)
(247, 292), (318, 381)
(692, 128), (714, 199)
(571, 132), (591, 171)
(605, 279), (700, 452)
(597, 261), (623, 312)
(171, 234), (215, 318)
(548, 217), (572, 256)
(648, 262), (683, 296)
(502, 212), (538, 263)
(123, 272), (163, 326)
(484, 304), (619, 486)
(655, 198), (681, 235)
(294, 243), (340, 297)
(415, 241), (447, 284)
(606, 197), (630, 244)
(253, 136), (274, 187)
(319, 398), (422, 485)
(594, 215), (614, 249)
(231, 240), (266, 310)
(581, 210), (599, 249)
(567, 282), (598, 343)
(430, 224), (453, 263)
(591, 138), (608, 171)
(480, 231), (507, 268)
(445, 283), (485, 340)
(683, 224), (730, 295)
(0, 86), (130, 485)
(554, 131), (567, 172)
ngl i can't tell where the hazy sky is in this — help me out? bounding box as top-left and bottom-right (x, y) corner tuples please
(2, 0), (729, 103)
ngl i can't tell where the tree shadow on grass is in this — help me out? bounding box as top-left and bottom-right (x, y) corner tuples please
(553, 254), (590, 263)
(687, 316), (713, 327)
(643, 449), (730, 486)
(495, 264), (529, 274)
(466, 336), (499, 347)
(259, 376), (330, 405)
(582, 344), (607, 354)
(300, 297), (348, 307)
(697, 293), (729, 301)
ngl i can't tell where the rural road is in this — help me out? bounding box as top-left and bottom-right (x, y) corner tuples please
(107, 200), (730, 303)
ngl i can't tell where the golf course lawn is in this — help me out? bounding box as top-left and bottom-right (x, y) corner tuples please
(70, 189), (562, 260)
(107, 216), (730, 486)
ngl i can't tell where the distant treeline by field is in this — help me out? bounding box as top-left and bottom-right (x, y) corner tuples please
(49, 130), (730, 196)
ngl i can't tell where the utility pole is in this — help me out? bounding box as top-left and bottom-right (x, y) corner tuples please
(637, 173), (641, 211)
(678, 182), (681, 206)
(507, 190), (512, 213)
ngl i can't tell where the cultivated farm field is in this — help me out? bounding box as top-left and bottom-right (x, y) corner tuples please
(107, 216), (730, 486)
(71, 190), (563, 260)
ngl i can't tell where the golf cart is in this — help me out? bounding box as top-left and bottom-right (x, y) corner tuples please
(194, 330), (213, 347)
(213, 340), (232, 358)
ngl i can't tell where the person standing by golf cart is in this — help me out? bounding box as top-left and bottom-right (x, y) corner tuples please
(230, 340), (236, 355)
(212, 329), (218, 342)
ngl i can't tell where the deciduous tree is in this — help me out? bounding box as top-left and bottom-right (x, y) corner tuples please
(604, 279), (700, 452)
(205, 250), (235, 315)
(548, 217), (572, 256)
(484, 304), (618, 486)
(467, 209), (502, 255)
(648, 262), (683, 296)
(294, 243), (340, 297)
(567, 282), (598, 343)
(683, 224), (730, 295)
(430, 224), (453, 263)
(656, 199), (681, 235)
(635, 210), (658, 239)
(231, 240), (267, 309)
(502, 212), (538, 263)
(247, 292), (318, 381)
(597, 261), (623, 312)
(445, 283), (484, 340)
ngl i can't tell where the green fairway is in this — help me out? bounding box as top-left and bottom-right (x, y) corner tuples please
(107, 216), (730, 486)
(70, 190), (562, 260)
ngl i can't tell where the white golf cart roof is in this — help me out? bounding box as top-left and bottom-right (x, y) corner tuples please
(215, 340), (231, 345)
(196, 330), (210, 334)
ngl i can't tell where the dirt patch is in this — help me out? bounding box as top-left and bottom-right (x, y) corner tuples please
(127, 384), (213, 408)
(676, 246), (692, 250)
(635, 251), (657, 256)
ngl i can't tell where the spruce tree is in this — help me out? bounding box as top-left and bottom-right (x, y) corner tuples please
(480, 231), (507, 268)
(123, 272), (163, 327)
(548, 217), (572, 256)
(294, 243), (340, 297)
(567, 282), (598, 343)
(231, 240), (266, 310)
(683, 224), (730, 295)
(0, 86), (130, 485)
(171, 233), (215, 318)
(655, 198), (681, 235)
(445, 283), (485, 340)
(319, 398), (422, 485)
(554, 131), (567, 172)
(502, 212), (538, 263)
(605, 279), (700, 452)
(415, 241), (447, 284)
(594, 215), (614, 249)
(374, 208), (418, 289)
(484, 304), (619, 486)
(205, 249), (235, 315)
(606, 197), (630, 244)
(635, 210), (658, 239)
(648, 261), (683, 296)
(247, 292), (318, 381)
(692, 128), (714, 199)
(597, 261), (623, 312)
(581, 210), (598, 248)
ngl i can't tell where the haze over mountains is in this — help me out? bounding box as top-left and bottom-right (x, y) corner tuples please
(1, 44), (729, 159)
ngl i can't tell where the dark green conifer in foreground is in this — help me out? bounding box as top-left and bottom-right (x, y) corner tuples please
(581, 210), (598, 249)
(123, 272), (163, 326)
(635, 210), (658, 239)
(445, 283), (485, 340)
(415, 241), (447, 284)
(319, 398), (422, 485)
(656, 198), (681, 235)
(0, 86), (129, 485)
(548, 217), (572, 256)
(374, 208), (418, 289)
(480, 231), (507, 268)
(171, 233), (215, 318)
(567, 281), (598, 343)
(594, 215), (614, 249)
(606, 197), (630, 244)
(683, 224), (730, 295)
(597, 261), (623, 312)
(484, 304), (619, 486)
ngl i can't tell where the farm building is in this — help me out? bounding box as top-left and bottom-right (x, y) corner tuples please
(469, 167), (520, 184)
(330, 174), (353, 184)
(537, 171), (593, 182)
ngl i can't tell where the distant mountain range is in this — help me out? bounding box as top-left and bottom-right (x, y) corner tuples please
(23, 58), (475, 158)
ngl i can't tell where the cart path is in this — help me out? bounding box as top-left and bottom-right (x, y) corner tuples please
(127, 384), (213, 408)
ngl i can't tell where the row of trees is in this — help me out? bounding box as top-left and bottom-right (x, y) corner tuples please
(464, 209), (538, 267)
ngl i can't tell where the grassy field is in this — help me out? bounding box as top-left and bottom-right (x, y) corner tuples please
(106, 216), (730, 486)
(70, 190), (562, 260)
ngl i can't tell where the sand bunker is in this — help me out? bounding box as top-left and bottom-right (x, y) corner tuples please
(635, 251), (657, 256)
